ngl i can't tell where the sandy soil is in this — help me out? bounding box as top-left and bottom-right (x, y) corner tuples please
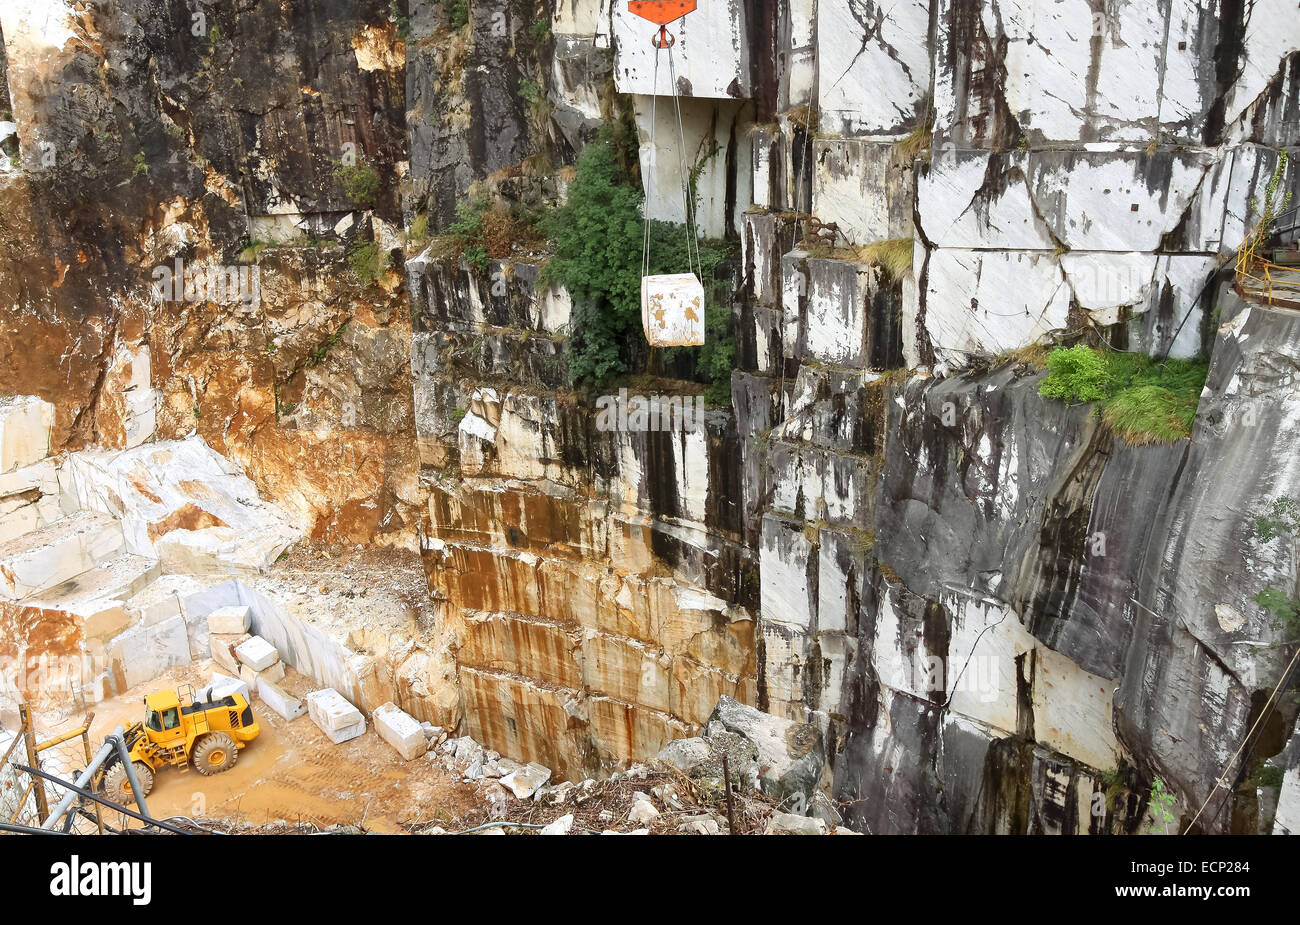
(36, 660), (479, 834)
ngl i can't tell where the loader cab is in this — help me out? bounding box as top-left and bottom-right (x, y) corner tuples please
(142, 691), (185, 744)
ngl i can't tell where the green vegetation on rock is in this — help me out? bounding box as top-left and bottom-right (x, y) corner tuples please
(542, 127), (735, 400)
(1252, 496), (1300, 636)
(350, 242), (389, 285)
(448, 0), (469, 29)
(1039, 345), (1208, 444)
(335, 159), (382, 208)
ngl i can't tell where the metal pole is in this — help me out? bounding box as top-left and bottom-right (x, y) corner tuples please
(18, 764), (192, 835)
(41, 738), (113, 831)
(18, 703), (48, 824)
(0, 821), (73, 836)
(110, 726), (150, 820)
(79, 713), (103, 834)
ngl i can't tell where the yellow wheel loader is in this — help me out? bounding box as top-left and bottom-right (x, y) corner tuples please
(101, 685), (260, 803)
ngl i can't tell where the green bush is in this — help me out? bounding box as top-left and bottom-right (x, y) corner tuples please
(1039, 345), (1112, 403)
(389, 1), (411, 38)
(448, 0), (469, 29)
(1039, 346), (1208, 444)
(1251, 498), (1300, 637)
(350, 242), (389, 284)
(335, 160), (382, 208)
(542, 128), (734, 394)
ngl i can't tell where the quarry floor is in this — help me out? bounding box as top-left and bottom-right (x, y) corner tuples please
(34, 661), (481, 834)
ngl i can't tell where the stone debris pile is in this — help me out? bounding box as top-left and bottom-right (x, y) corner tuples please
(419, 696), (858, 835)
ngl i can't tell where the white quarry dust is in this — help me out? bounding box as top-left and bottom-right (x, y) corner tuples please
(35, 662), (480, 833)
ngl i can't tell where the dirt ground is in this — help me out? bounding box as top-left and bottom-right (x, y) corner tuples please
(34, 660), (481, 834)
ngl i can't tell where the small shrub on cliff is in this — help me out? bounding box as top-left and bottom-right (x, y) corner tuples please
(862, 237), (914, 283)
(406, 213), (430, 246)
(389, 2), (412, 39)
(1252, 497), (1300, 637)
(1146, 778), (1176, 835)
(335, 159), (382, 208)
(447, 0), (469, 29)
(1097, 352), (1207, 444)
(350, 242), (389, 285)
(438, 190), (548, 273)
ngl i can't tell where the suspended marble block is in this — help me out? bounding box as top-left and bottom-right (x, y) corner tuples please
(641, 273), (705, 346)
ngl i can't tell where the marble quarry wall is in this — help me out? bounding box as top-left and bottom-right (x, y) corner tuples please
(2, 0), (1299, 833)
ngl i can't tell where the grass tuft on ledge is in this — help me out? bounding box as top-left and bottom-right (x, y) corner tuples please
(1038, 345), (1209, 445)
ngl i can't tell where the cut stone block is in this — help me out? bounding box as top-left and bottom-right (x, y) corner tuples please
(206, 605), (251, 635)
(0, 395), (54, 473)
(0, 511), (126, 601)
(209, 633), (248, 675)
(234, 635), (279, 671)
(205, 672), (251, 707)
(641, 274), (705, 346)
(258, 679), (306, 721)
(320, 720), (365, 745)
(239, 659), (284, 694)
(374, 702), (428, 760)
(306, 688), (366, 742)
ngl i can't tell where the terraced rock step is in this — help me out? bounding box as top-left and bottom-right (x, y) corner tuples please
(17, 552), (162, 643)
(0, 510), (126, 601)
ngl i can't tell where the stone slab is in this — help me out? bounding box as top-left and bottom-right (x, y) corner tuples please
(258, 678), (306, 721)
(306, 687), (365, 735)
(373, 701), (428, 760)
(206, 605), (251, 635)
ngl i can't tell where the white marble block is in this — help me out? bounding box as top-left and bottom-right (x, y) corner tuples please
(206, 605), (251, 635)
(374, 702), (428, 760)
(641, 274), (705, 346)
(234, 635), (279, 671)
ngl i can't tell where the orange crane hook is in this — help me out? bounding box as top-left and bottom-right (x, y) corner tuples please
(628, 1), (696, 47)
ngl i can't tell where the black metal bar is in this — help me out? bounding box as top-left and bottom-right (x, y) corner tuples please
(0, 821), (72, 836)
(16, 764), (194, 835)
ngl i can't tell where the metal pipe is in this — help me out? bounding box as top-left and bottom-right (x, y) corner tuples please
(0, 821), (72, 836)
(18, 763), (193, 836)
(4, 777), (36, 827)
(40, 738), (114, 831)
(80, 714), (103, 835)
(33, 717), (94, 753)
(110, 726), (151, 819)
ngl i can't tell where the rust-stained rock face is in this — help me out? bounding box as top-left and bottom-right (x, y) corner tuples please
(411, 248), (762, 776)
(0, 0), (415, 546)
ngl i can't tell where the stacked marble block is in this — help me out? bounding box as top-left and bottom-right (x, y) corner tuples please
(736, 212), (896, 726)
(207, 605), (285, 693)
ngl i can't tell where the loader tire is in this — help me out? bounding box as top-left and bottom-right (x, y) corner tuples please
(103, 761), (154, 804)
(193, 732), (238, 776)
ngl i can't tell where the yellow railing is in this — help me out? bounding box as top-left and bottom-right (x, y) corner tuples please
(1236, 220), (1300, 307)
